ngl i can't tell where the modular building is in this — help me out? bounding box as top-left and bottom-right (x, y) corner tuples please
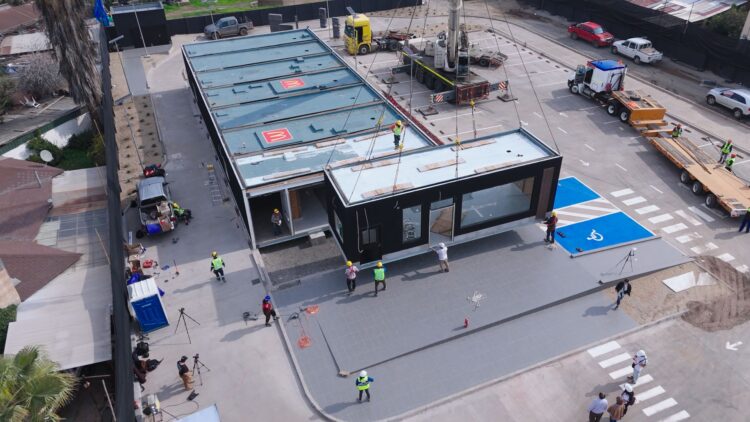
(326, 130), (562, 263)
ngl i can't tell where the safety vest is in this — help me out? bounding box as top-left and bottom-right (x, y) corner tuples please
(725, 157), (735, 169)
(392, 124), (403, 136)
(212, 257), (224, 270)
(671, 127), (682, 137)
(356, 377), (370, 390)
(373, 267), (385, 281)
(721, 142), (733, 154)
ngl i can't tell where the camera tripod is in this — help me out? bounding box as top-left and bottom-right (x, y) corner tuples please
(174, 308), (200, 344)
(192, 354), (210, 386)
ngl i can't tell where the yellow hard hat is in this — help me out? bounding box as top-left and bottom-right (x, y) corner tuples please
(273, 208), (279, 213)
(211, 251), (217, 257)
(172, 202), (180, 208)
(551, 211), (556, 216)
(376, 261), (383, 268)
(396, 120), (402, 125)
(346, 260), (353, 267)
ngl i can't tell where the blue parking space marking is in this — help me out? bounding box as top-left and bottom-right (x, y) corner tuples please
(556, 212), (654, 254)
(554, 177), (600, 209)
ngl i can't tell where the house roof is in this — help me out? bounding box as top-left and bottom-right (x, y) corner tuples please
(0, 240), (81, 301)
(0, 3), (40, 34)
(0, 32), (51, 56)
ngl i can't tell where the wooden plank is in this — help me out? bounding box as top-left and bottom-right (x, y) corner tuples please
(450, 139), (496, 151)
(640, 128), (672, 136)
(315, 138), (346, 148)
(361, 182), (414, 199)
(262, 167), (311, 181)
(327, 156), (364, 168)
(474, 159), (521, 174)
(350, 159), (398, 172)
(261, 146), (308, 157)
(631, 119), (667, 127)
(417, 158), (465, 172)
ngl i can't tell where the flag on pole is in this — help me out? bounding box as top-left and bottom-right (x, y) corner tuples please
(93, 0), (111, 27)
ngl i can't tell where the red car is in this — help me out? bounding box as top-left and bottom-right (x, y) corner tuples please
(568, 22), (614, 47)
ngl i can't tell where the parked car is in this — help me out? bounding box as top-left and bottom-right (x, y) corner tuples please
(568, 22), (614, 47)
(136, 177), (175, 238)
(611, 37), (662, 64)
(706, 87), (750, 120)
(204, 16), (253, 40)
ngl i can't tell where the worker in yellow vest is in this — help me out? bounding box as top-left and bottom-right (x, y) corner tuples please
(391, 120), (403, 149)
(718, 139), (733, 164)
(725, 153), (736, 172)
(210, 251), (226, 282)
(373, 261), (386, 296)
(355, 370), (374, 402)
(671, 123), (683, 139)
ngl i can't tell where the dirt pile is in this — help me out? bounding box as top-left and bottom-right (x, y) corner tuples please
(682, 256), (750, 331)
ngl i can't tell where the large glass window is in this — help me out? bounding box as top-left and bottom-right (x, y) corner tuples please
(334, 210), (343, 240)
(460, 177), (534, 228)
(402, 205), (422, 243)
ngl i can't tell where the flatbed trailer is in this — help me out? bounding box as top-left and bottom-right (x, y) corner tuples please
(605, 90), (667, 125)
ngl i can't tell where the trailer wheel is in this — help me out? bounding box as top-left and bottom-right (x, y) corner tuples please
(705, 193), (718, 208)
(619, 109), (630, 123)
(679, 170), (690, 184)
(388, 41), (399, 51)
(416, 68), (425, 83)
(691, 181), (703, 195)
(606, 103), (619, 116)
(425, 73), (435, 90)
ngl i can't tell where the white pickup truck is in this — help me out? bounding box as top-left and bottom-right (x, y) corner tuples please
(610, 37), (663, 65)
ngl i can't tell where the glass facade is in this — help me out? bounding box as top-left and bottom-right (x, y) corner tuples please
(402, 205), (422, 242)
(460, 177), (534, 228)
(334, 210), (343, 240)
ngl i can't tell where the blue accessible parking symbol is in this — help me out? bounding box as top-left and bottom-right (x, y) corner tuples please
(556, 212), (655, 254)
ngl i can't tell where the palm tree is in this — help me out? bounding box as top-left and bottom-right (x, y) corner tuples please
(0, 346), (76, 421)
(35, 0), (102, 119)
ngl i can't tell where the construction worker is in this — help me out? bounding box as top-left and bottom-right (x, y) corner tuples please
(210, 251), (226, 282)
(271, 208), (283, 236)
(262, 295), (279, 327)
(355, 370), (374, 402)
(739, 208), (750, 233)
(391, 120), (403, 149)
(345, 261), (359, 294)
(719, 139), (733, 164)
(725, 153), (736, 172)
(671, 123), (683, 139)
(177, 356), (193, 391)
(373, 261), (386, 296)
(172, 202), (192, 225)
(544, 211), (558, 244)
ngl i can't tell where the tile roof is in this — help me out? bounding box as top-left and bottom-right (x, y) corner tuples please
(0, 3), (40, 34)
(0, 240), (81, 301)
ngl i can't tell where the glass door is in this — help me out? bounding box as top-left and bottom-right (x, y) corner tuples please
(429, 204), (454, 246)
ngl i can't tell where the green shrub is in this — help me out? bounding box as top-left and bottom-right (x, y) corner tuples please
(88, 133), (106, 166)
(0, 304), (17, 352)
(66, 130), (94, 150)
(26, 136), (62, 165)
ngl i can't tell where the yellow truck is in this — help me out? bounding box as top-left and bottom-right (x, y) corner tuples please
(344, 11), (412, 55)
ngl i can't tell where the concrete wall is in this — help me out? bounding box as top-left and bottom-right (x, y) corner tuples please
(2, 113), (92, 160)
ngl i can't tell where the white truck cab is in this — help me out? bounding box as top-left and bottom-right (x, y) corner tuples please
(611, 37), (662, 64)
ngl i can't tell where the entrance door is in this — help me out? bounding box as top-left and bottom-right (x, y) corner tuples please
(359, 225), (382, 263)
(429, 205), (454, 245)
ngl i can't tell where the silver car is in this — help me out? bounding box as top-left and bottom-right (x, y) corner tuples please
(706, 87), (750, 120)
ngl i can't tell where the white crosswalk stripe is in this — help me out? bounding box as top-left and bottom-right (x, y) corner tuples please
(662, 223), (688, 234)
(660, 410), (690, 421)
(636, 205), (660, 215)
(598, 353), (631, 368)
(675, 232), (702, 244)
(649, 214), (673, 224)
(688, 206), (715, 222)
(619, 374), (653, 389)
(610, 188), (634, 197)
(675, 209), (702, 226)
(691, 242), (718, 254)
(622, 196), (647, 206)
(609, 366), (633, 379)
(636, 385), (666, 403)
(717, 253), (735, 263)
(643, 398), (678, 416)
(587, 341), (621, 358)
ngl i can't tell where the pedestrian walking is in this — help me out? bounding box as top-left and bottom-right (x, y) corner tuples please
(434, 242), (449, 272)
(544, 211), (558, 244)
(373, 261), (386, 296)
(271, 208), (283, 236)
(719, 139), (733, 163)
(607, 397), (626, 422)
(262, 295), (279, 327)
(627, 350), (647, 384)
(613, 278), (631, 310)
(355, 370), (373, 402)
(725, 153), (737, 172)
(588, 392), (608, 422)
(620, 383), (636, 416)
(345, 261), (359, 294)
(210, 251), (226, 282)
(177, 356), (193, 391)
(671, 123), (683, 139)
(391, 120), (403, 149)
(739, 208), (750, 233)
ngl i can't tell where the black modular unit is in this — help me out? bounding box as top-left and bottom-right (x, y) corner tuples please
(111, 3), (170, 48)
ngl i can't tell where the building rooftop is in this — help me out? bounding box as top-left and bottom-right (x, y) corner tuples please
(111, 2), (164, 14)
(327, 128), (558, 205)
(182, 29), (434, 190)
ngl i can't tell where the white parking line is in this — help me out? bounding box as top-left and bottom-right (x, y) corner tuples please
(622, 196), (646, 206)
(608, 366), (633, 379)
(505, 59), (546, 67)
(533, 112), (543, 118)
(662, 223), (688, 234)
(555, 210), (603, 218)
(579, 106), (600, 111)
(575, 204), (619, 212)
(650, 185), (664, 194)
(688, 206), (715, 222)
(587, 341), (621, 357)
(660, 410), (691, 421)
(610, 188), (634, 198)
(643, 398), (678, 416)
(428, 111), (484, 122)
(649, 214), (674, 224)
(637, 385), (666, 403)
(717, 253), (735, 262)
(675, 210), (702, 226)
(520, 120), (528, 126)
(558, 127), (568, 134)
(636, 205), (660, 215)
(691, 242), (718, 254)
(598, 353), (632, 368)
(619, 374), (653, 389)
(615, 163), (628, 172)
(675, 232), (702, 244)
(584, 144), (595, 151)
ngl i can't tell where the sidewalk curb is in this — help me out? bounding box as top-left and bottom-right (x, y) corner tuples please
(390, 310), (686, 421)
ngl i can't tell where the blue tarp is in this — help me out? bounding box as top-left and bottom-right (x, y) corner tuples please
(591, 60), (625, 71)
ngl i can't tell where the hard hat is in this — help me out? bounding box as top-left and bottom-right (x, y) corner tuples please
(728, 139), (733, 143)
(676, 123), (682, 127)
(359, 370), (367, 377)
(376, 261), (383, 268)
(396, 120), (402, 125)
(264, 295), (271, 301)
(551, 211), (556, 216)
(211, 251), (217, 257)
(731, 153), (737, 158)
(346, 260), (353, 267)
(636, 349), (646, 357)
(172, 202), (180, 208)
(438, 242), (445, 248)
(624, 383), (633, 393)
(273, 208), (280, 213)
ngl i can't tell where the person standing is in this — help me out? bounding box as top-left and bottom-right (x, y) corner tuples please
(627, 350), (647, 384)
(607, 397), (626, 422)
(725, 153), (737, 172)
(620, 383), (636, 416)
(719, 139), (733, 163)
(588, 392), (608, 422)
(614, 278), (632, 310)
(345, 261), (359, 294)
(373, 261), (386, 296)
(210, 251), (226, 282)
(391, 120), (403, 149)
(544, 211), (558, 244)
(355, 370), (374, 402)
(671, 123), (683, 139)
(739, 208), (750, 233)
(271, 208), (283, 236)
(434, 242), (449, 272)
(262, 295), (279, 327)
(177, 356), (193, 391)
